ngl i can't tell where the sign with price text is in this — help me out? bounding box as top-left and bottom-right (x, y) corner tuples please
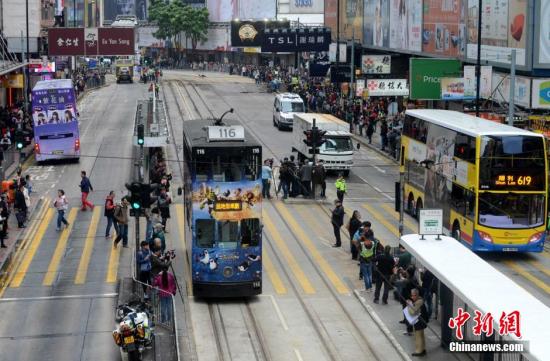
(207, 126), (245, 142)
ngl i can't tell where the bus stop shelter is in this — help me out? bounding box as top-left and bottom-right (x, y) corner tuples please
(400, 234), (550, 361)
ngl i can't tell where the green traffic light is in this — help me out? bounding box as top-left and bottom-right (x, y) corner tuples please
(132, 202), (141, 209)
(16, 143), (23, 149)
(137, 138), (144, 145)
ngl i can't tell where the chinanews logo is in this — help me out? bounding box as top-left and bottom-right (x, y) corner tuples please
(539, 80), (550, 105)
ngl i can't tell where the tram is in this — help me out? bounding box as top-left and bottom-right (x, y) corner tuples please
(182, 118), (263, 297)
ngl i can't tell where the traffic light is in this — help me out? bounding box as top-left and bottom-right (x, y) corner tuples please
(14, 130), (24, 150)
(137, 124), (144, 146)
(125, 182), (143, 211)
(313, 128), (327, 147)
(303, 130), (313, 147)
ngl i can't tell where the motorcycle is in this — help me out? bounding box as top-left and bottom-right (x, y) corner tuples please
(112, 301), (154, 361)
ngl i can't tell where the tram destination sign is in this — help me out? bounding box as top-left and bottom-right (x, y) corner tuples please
(418, 209), (443, 238)
(207, 126), (245, 142)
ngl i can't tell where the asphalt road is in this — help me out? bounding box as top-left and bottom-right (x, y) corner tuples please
(0, 80), (146, 361)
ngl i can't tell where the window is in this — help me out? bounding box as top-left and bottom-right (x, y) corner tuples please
(321, 137), (353, 152)
(195, 219), (215, 248)
(403, 115), (428, 143)
(241, 218), (261, 247)
(194, 148), (261, 182)
(281, 101), (304, 113)
(478, 193), (545, 229)
(454, 133), (476, 162)
(450, 184), (475, 218)
(217, 220), (239, 248)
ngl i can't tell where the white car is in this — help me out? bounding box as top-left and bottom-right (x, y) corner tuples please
(273, 93), (305, 130)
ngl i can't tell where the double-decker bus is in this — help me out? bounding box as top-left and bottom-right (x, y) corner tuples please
(400, 109), (547, 252)
(182, 119), (263, 297)
(31, 79), (80, 162)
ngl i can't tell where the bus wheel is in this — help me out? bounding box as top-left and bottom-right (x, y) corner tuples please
(415, 198), (423, 219)
(407, 193), (414, 215)
(452, 222), (461, 241)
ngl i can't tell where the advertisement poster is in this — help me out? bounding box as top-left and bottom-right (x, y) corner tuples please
(231, 21), (264, 47)
(362, 55), (391, 74)
(466, 0), (528, 66)
(325, 0), (338, 38)
(409, 58), (461, 99)
(531, 79), (550, 109)
(538, 0), (550, 65)
(103, 0), (147, 22)
(463, 66), (476, 98)
(236, 0), (276, 19)
(208, 0), (237, 22)
(491, 72), (531, 107)
(363, 0), (390, 47)
(342, 0), (364, 42)
(329, 43), (347, 62)
(389, 0), (421, 52)
(480, 65), (493, 98)
(422, 0), (466, 56)
(440, 77), (473, 100)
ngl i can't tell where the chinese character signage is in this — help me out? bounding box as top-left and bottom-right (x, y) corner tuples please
(214, 200), (243, 212)
(262, 28), (331, 53)
(449, 308), (522, 340)
(48, 28), (135, 56)
(366, 79), (408, 96)
(362, 55), (391, 74)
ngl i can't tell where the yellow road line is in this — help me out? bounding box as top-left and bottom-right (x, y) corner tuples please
(504, 260), (550, 294)
(379, 203), (417, 232)
(42, 208), (78, 286)
(273, 202), (349, 294)
(175, 204), (192, 294)
(526, 259), (550, 278)
(106, 233), (120, 283)
(9, 206), (54, 288)
(74, 207), (101, 284)
(262, 248), (287, 294)
(1, 200), (49, 294)
(362, 203), (399, 238)
(263, 213), (315, 294)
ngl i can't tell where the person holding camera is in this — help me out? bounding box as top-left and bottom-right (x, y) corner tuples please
(151, 246), (172, 277)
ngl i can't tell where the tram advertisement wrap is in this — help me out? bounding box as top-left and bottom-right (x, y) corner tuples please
(191, 180), (262, 283)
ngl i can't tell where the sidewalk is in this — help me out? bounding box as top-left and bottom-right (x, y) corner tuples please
(351, 126), (399, 164)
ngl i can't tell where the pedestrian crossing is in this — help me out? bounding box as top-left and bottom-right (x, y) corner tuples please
(3, 199), (550, 303)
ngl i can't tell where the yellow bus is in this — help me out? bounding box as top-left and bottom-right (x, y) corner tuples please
(400, 109), (547, 252)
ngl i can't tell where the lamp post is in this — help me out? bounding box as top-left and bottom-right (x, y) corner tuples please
(24, 0), (29, 113)
(475, 0), (482, 117)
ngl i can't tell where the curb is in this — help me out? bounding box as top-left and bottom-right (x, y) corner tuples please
(351, 133), (399, 165)
(353, 289), (413, 361)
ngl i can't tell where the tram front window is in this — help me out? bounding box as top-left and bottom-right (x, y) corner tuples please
(218, 220), (239, 248)
(194, 149), (261, 182)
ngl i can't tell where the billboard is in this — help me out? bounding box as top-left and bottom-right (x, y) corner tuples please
(466, 0), (528, 66)
(535, 0), (550, 67)
(236, 0), (276, 19)
(531, 79), (550, 109)
(262, 28), (331, 52)
(48, 28), (135, 56)
(463, 65), (493, 98)
(363, 0), (390, 47)
(208, 0), (237, 22)
(325, 0), (338, 39)
(388, 0), (422, 52)
(231, 21), (265, 47)
(289, 0), (325, 14)
(103, 0), (148, 22)
(409, 58), (461, 99)
(342, 0), (364, 42)
(440, 77), (474, 100)
(422, 0), (466, 57)
(362, 55), (391, 74)
(491, 72), (531, 108)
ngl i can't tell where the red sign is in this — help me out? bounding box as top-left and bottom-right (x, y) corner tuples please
(48, 28), (134, 56)
(48, 28), (85, 56)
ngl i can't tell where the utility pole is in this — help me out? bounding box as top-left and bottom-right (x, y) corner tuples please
(349, 29), (355, 101)
(475, 0), (482, 117)
(311, 118), (317, 199)
(507, 49), (516, 126)
(24, 0), (29, 112)
(336, 0), (340, 68)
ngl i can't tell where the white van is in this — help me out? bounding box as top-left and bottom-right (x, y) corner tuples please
(273, 93), (305, 130)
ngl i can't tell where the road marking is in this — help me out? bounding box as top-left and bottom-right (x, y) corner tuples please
(262, 249), (287, 295)
(263, 214), (315, 295)
(42, 208), (78, 286)
(269, 294), (289, 331)
(504, 260), (550, 294)
(526, 259), (550, 278)
(373, 165), (386, 174)
(294, 348), (304, 361)
(74, 207), (101, 284)
(273, 202), (349, 294)
(379, 203), (417, 232)
(175, 204), (192, 294)
(362, 203), (400, 239)
(9, 207), (55, 288)
(355, 174), (395, 201)
(106, 233), (120, 283)
(296, 205), (348, 257)
(0, 293), (118, 302)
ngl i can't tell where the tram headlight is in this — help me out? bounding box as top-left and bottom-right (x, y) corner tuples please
(528, 232), (544, 243)
(477, 230), (493, 243)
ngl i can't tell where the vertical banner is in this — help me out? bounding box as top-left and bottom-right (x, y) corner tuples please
(463, 66), (476, 98)
(480, 66), (493, 98)
(356, 79), (365, 96)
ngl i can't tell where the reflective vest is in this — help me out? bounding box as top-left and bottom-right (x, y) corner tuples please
(335, 178), (346, 192)
(360, 240), (377, 262)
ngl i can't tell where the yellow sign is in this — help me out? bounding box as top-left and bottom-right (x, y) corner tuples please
(3, 74), (23, 88)
(214, 201), (243, 211)
(243, 47), (260, 53)
(495, 175), (533, 187)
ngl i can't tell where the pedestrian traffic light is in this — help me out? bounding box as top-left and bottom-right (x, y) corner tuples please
(303, 130), (313, 147)
(125, 182), (143, 211)
(14, 130), (24, 150)
(137, 124), (145, 146)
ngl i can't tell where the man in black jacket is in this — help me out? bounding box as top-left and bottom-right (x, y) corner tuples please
(331, 200), (345, 247)
(14, 184), (27, 228)
(373, 245), (396, 304)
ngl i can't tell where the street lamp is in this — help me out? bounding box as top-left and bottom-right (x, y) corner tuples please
(475, 0), (482, 117)
(215, 108), (234, 125)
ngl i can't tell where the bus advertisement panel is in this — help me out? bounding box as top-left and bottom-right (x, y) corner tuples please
(31, 80), (80, 162)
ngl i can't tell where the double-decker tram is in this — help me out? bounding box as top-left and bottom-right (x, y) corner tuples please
(401, 109), (547, 252)
(182, 119), (263, 297)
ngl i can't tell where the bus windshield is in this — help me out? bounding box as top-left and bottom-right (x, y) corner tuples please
(478, 193), (545, 229)
(194, 148), (261, 182)
(479, 135), (545, 191)
(321, 137), (353, 152)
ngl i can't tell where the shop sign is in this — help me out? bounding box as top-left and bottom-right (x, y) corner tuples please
(355, 79), (365, 97)
(262, 28), (330, 53)
(409, 58), (461, 100)
(361, 55), (391, 74)
(366, 79), (409, 96)
(4, 74), (24, 88)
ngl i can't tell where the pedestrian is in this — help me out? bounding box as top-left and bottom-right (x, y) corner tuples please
(373, 245), (395, 304)
(152, 223), (166, 252)
(104, 191), (118, 238)
(137, 240), (152, 292)
(406, 288), (428, 357)
(261, 160), (272, 199)
(0, 194), (9, 247)
(331, 199), (344, 248)
(151, 247), (171, 277)
(157, 187), (172, 230)
(14, 184), (27, 228)
(397, 266), (418, 335)
(346, 210), (362, 260)
(278, 157), (291, 199)
(53, 189), (69, 231)
(113, 197), (129, 248)
(366, 120), (374, 144)
(79, 170), (94, 211)
(358, 236), (378, 292)
(312, 160), (326, 198)
(397, 244), (411, 269)
(152, 266), (176, 323)
(420, 268), (436, 320)
(288, 155), (300, 197)
(299, 161), (313, 197)
(335, 173), (346, 202)
(380, 119), (389, 151)
(24, 175), (32, 194)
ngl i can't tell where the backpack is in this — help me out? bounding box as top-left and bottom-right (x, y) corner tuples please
(420, 303), (429, 324)
(113, 204), (123, 222)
